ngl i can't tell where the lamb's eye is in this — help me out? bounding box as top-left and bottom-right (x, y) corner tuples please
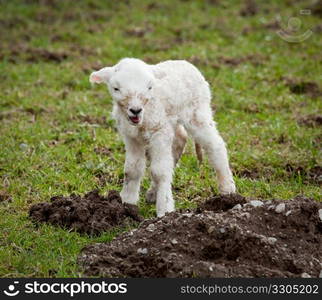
(148, 86), (152, 90)
(113, 87), (120, 92)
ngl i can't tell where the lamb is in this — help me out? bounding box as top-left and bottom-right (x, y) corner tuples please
(90, 58), (236, 217)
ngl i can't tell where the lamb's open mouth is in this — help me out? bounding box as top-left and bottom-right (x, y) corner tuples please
(128, 115), (140, 124)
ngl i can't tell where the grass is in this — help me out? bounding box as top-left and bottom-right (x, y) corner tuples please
(0, 0), (321, 277)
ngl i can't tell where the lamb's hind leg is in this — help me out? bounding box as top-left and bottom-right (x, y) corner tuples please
(186, 119), (236, 194)
(146, 125), (186, 204)
(172, 124), (187, 166)
(145, 180), (157, 204)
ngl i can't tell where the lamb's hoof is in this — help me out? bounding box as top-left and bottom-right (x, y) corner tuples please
(157, 207), (175, 218)
(219, 180), (236, 195)
(145, 188), (156, 203)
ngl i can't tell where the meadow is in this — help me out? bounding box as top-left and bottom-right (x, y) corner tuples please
(0, 0), (321, 277)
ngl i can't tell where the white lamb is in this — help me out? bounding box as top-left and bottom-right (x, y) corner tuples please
(90, 58), (236, 217)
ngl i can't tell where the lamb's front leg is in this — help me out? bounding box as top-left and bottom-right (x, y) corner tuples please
(149, 134), (175, 217)
(120, 137), (146, 205)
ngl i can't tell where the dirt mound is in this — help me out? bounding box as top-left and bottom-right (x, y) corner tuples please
(29, 190), (142, 235)
(79, 195), (322, 277)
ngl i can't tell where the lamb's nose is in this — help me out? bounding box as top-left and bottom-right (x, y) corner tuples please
(129, 108), (142, 115)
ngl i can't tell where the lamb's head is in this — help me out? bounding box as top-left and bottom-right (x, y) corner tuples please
(90, 58), (160, 126)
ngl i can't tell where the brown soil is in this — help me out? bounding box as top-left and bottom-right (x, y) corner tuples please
(243, 103), (260, 113)
(276, 133), (289, 144)
(4, 46), (69, 63)
(29, 190), (142, 235)
(308, 166), (322, 185)
(2, 43), (98, 64)
(217, 54), (265, 67)
(0, 17), (26, 29)
(188, 54), (265, 69)
(77, 115), (109, 127)
(285, 164), (322, 185)
(94, 146), (112, 156)
(146, 2), (165, 11)
(78, 195), (322, 277)
(297, 114), (322, 128)
(94, 171), (123, 187)
(124, 26), (153, 38)
(197, 194), (247, 212)
(32, 49), (68, 62)
(0, 190), (12, 203)
(285, 79), (322, 99)
(240, 0), (258, 17)
(233, 166), (275, 180)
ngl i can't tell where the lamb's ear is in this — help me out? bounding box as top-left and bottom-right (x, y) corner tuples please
(89, 67), (114, 84)
(150, 65), (166, 80)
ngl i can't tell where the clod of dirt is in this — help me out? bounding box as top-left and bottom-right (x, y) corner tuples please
(243, 103), (260, 113)
(146, 2), (165, 11)
(94, 146), (112, 156)
(29, 190), (143, 235)
(240, 0), (258, 17)
(285, 79), (322, 99)
(0, 190), (12, 203)
(235, 168), (261, 179)
(124, 26), (153, 37)
(297, 115), (322, 128)
(79, 195), (322, 277)
(27, 49), (68, 63)
(308, 166), (322, 184)
(197, 194), (247, 212)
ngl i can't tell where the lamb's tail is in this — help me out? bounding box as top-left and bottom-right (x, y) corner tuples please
(195, 142), (203, 164)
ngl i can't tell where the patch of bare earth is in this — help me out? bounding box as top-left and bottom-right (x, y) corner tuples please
(285, 78), (322, 99)
(0, 190), (12, 203)
(2, 46), (69, 63)
(188, 54), (266, 70)
(297, 115), (322, 128)
(234, 168), (262, 180)
(78, 195), (322, 277)
(240, 0), (258, 17)
(29, 190), (142, 235)
(218, 54), (266, 66)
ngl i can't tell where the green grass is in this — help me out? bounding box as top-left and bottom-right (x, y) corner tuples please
(0, 0), (321, 277)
